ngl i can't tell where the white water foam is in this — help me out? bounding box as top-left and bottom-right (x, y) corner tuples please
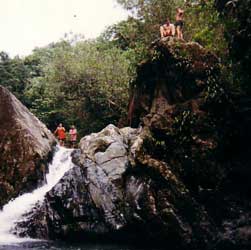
(0, 146), (74, 244)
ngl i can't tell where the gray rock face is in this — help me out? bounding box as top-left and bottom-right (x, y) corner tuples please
(17, 124), (216, 248)
(74, 125), (131, 230)
(0, 85), (56, 207)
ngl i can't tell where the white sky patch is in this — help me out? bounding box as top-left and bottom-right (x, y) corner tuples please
(0, 0), (128, 57)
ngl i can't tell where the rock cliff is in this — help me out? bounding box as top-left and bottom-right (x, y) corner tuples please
(16, 124), (216, 249)
(128, 37), (251, 249)
(16, 38), (251, 249)
(0, 85), (56, 208)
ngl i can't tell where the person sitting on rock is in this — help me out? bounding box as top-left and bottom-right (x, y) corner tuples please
(54, 123), (66, 146)
(175, 8), (184, 40)
(160, 18), (175, 38)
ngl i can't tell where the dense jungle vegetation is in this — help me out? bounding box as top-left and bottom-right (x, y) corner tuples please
(0, 0), (250, 137)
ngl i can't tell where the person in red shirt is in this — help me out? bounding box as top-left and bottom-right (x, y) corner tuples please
(69, 125), (77, 148)
(54, 123), (66, 146)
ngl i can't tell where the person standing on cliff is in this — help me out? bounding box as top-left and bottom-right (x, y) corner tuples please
(160, 18), (175, 38)
(69, 125), (77, 148)
(54, 123), (66, 146)
(175, 8), (184, 40)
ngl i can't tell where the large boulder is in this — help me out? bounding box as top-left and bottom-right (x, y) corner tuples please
(17, 124), (216, 249)
(128, 37), (251, 249)
(0, 85), (56, 207)
(128, 37), (219, 127)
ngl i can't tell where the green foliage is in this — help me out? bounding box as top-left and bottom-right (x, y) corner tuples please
(110, 0), (228, 69)
(112, 0), (231, 110)
(0, 52), (30, 104)
(101, 1), (181, 67)
(172, 110), (196, 144)
(23, 38), (133, 136)
(205, 74), (227, 105)
(1, 0), (243, 141)
(117, 0), (183, 24)
(216, 0), (251, 94)
(184, 0), (228, 57)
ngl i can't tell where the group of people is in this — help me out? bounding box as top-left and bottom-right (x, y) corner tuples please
(160, 8), (184, 39)
(54, 123), (77, 148)
(54, 9), (184, 147)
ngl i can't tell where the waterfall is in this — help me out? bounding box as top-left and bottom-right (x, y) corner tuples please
(0, 146), (74, 244)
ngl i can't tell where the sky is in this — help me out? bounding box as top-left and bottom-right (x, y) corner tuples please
(0, 0), (128, 57)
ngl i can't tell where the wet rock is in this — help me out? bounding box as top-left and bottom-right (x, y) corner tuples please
(17, 124), (216, 249)
(0, 85), (56, 207)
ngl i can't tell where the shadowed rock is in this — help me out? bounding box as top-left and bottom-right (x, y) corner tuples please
(128, 37), (219, 127)
(0, 85), (56, 207)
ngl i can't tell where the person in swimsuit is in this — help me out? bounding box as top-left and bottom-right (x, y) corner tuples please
(54, 123), (66, 146)
(160, 18), (175, 38)
(175, 8), (184, 40)
(69, 125), (77, 148)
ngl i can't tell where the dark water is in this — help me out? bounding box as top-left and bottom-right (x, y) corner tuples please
(0, 241), (160, 250)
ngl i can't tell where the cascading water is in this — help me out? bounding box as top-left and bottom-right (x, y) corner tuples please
(0, 146), (74, 245)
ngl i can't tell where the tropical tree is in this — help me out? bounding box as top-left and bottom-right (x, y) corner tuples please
(24, 39), (133, 136)
(0, 52), (30, 104)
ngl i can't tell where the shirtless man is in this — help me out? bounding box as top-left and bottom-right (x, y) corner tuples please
(160, 18), (175, 38)
(175, 8), (184, 40)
